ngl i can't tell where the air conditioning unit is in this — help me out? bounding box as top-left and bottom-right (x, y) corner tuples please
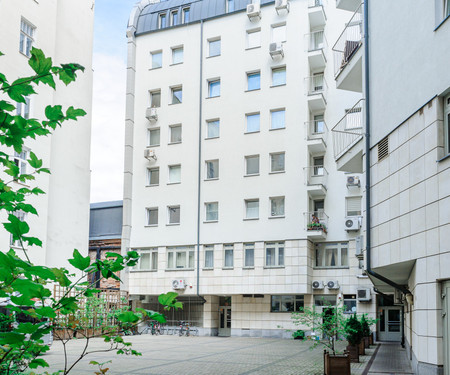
(327, 280), (340, 290)
(345, 217), (361, 231)
(247, 3), (261, 19)
(172, 279), (186, 290)
(275, 0), (290, 13)
(312, 280), (324, 289)
(269, 42), (284, 59)
(144, 149), (157, 161)
(394, 289), (403, 305)
(357, 288), (371, 302)
(146, 107), (158, 122)
(347, 175), (360, 187)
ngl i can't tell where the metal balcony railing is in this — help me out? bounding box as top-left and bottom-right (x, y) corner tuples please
(305, 119), (328, 142)
(308, 0), (325, 8)
(304, 210), (329, 233)
(304, 166), (328, 188)
(331, 99), (364, 160)
(332, 3), (363, 77)
(305, 74), (328, 98)
(306, 30), (328, 53)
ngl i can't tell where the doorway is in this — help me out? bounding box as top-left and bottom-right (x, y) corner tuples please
(443, 281), (450, 375)
(378, 307), (402, 342)
(218, 296), (231, 337)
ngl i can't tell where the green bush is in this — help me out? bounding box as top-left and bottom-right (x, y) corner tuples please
(344, 314), (363, 346)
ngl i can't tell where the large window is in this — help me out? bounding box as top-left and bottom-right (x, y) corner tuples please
(205, 202), (218, 222)
(13, 150), (28, 175)
(10, 210), (26, 247)
(313, 156), (324, 176)
(208, 39), (221, 57)
(265, 242), (284, 267)
(133, 249), (158, 271)
(343, 294), (357, 314)
(167, 206), (180, 224)
(20, 19), (35, 57)
(270, 197), (285, 217)
(245, 199), (259, 219)
(169, 125), (182, 143)
(168, 165), (181, 184)
(16, 97), (31, 119)
(247, 71), (260, 91)
(245, 155), (259, 175)
(272, 67), (286, 86)
(208, 79), (220, 97)
(171, 86), (182, 104)
(206, 160), (219, 179)
(146, 207), (158, 226)
(147, 167), (159, 186)
(270, 152), (285, 173)
(271, 109), (286, 130)
(315, 242), (349, 268)
(271, 24), (286, 43)
(167, 246), (194, 269)
(151, 51), (162, 69)
(150, 90), (161, 107)
(346, 196), (361, 216)
(247, 29), (261, 49)
(148, 128), (160, 146)
(271, 295), (304, 312)
(206, 119), (220, 139)
(246, 113), (260, 133)
(172, 47), (183, 64)
(204, 245), (214, 268)
(244, 243), (255, 268)
(224, 244), (234, 268)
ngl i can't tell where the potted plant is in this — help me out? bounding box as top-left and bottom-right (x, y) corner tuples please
(292, 329), (305, 340)
(360, 315), (371, 349)
(307, 222), (328, 233)
(344, 314), (363, 362)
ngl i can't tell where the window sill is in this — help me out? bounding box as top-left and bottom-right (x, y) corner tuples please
(168, 102), (182, 106)
(244, 130), (260, 135)
(243, 266), (255, 270)
(130, 269), (157, 273)
(245, 88), (261, 93)
(206, 54), (221, 59)
(268, 215), (285, 219)
(245, 46), (261, 51)
(166, 223), (180, 226)
(269, 170), (285, 174)
(144, 224), (158, 228)
(204, 178), (219, 181)
(168, 141), (182, 145)
(206, 96), (220, 99)
(167, 182), (181, 185)
(437, 153), (450, 163)
(205, 136), (220, 140)
(243, 217), (259, 221)
(263, 266), (285, 269)
(222, 267), (234, 270)
(203, 220), (218, 223)
(435, 14), (450, 31)
(146, 184), (159, 187)
(170, 62), (183, 66)
(19, 51), (31, 59)
(244, 173), (260, 177)
(165, 268), (195, 272)
(148, 144), (160, 148)
(270, 83), (286, 88)
(149, 66), (162, 71)
(313, 266), (350, 270)
(269, 127), (286, 131)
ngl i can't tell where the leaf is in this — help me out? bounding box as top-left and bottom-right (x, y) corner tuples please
(4, 78), (36, 103)
(45, 105), (64, 121)
(0, 100), (15, 111)
(84, 288), (101, 297)
(105, 252), (121, 259)
(22, 236), (43, 247)
(28, 48), (52, 75)
(51, 268), (71, 287)
(4, 213), (30, 240)
(28, 151), (43, 169)
(68, 249), (91, 271)
(158, 292), (179, 308)
(35, 306), (56, 319)
(58, 297), (79, 314)
(117, 311), (140, 324)
(29, 358), (49, 369)
(0, 332), (25, 345)
(66, 106), (86, 120)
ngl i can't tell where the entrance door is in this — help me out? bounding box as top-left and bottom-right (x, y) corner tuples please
(443, 281), (450, 375)
(378, 307), (401, 341)
(219, 306), (231, 337)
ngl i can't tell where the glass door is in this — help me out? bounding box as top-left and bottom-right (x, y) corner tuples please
(219, 306), (231, 337)
(378, 307), (401, 342)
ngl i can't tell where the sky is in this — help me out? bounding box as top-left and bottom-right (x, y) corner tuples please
(90, 0), (138, 203)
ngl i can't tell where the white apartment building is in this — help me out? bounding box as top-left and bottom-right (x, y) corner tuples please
(123, 0), (376, 337)
(0, 1), (94, 267)
(331, 0), (450, 373)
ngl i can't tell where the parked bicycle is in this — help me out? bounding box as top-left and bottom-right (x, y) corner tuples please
(178, 320), (190, 336)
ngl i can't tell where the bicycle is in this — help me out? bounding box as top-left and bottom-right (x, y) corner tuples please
(178, 321), (190, 336)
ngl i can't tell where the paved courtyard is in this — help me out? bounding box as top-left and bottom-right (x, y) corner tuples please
(43, 335), (376, 375)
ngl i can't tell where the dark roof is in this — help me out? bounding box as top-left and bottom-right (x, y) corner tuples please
(89, 201), (123, 240)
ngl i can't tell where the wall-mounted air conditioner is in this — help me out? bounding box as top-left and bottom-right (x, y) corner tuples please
(247, 3), (261, 19)
(345, 217), (361, 231)
(146, 107), (158, 122)
(357, 288), (371, 302)
(327, 280), (340, 290)
(275, 0), (290, 14)
(346, 175), (360, 187)
(269, 42), (284, 59)
(312, 280), (324, 289)
(144, 149), (157, 161)
(172, 279), (186, 290)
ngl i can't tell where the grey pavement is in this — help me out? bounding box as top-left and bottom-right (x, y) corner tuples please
(367, 342), (414, 375)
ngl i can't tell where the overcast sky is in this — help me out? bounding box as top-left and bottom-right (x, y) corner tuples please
(90, 0), (137, 203)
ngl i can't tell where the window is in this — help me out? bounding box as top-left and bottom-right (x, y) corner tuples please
(208, 39), (221, 57)
(208, 79), (220, 97)
(224, 244), (233, 268)
(346, 196), (361, 216)
(270, 197), (285, 217)
(246, 113), (260, 133)
(313, 156), (324, 176)
(151, 51), (162, 69)
(20, 19), (35, 57)
(271, 295), (304, 312)
(245, 199), (259, 219)
(171, 10), (178, 26)
(146, 207), (158, 226)
(272, 67), (286, 86)
(150, 90), (161, 107)
(247, 71), (260, 91)
(315, 242), (349, 268)
(205, 202), (218, 222)
(272, 24), (286, 43)
(148, 128), (160, 147)
(172, 47), (183, 64)
(159, 13), (167, 28)
(206, 120), (220, 139)
(244, 243), (255, 268)
(169, 125), (182, 143)
(147, 167), (159, 186)
(10, 211), (26, 247)
(133, 249), (158, 271)
(13, 150), (28, 175)
(167, 246), (194, 269)
(206, 160), (219, 179)
(271, 109), (285, 129)
(204, 245), (214, 268)
(168, 205), (180, 224)
(247, 29), (261, 49)
(270, 152), (285, 173)
(171, 86), (182, 104)
(245, 155), (259, 175)
(314, 295), (337, 306)
(265, 242), (284, 267)
(445, 0), (450, 18)
(226, 0), (235, 12)
(16, 97), (31, 119)
(182, 7), (190, 23)
(314, 114), (325, 134)
(445, 94), (450, 154)
(168, 165), (181, 184)
(343, 294), (357, 314)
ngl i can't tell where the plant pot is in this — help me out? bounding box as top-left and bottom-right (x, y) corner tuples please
(324, 350), (350, 375)
(364, 336), (370, 348)
(346, 345), (359, 363)
(369, 333), (374, 345)
(359, 340), (365, 355)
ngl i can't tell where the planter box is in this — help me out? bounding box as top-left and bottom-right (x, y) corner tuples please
(346, 344), (359, 363)
(369, 333), (374, 345)
(324, 350), (350, 375)
(364, 336), (370, 348)
(359, 340), (365, 355)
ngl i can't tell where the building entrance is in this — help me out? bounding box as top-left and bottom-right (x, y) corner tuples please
(378, 307), (401, 342)
(218, 296), (231, 337)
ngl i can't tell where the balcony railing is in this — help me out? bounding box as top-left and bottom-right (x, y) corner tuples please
(305, 74), (328, 97)
(306, 30), (328, 52)
(304, 166), (328, 188)
(304, 210), (329, 233)
(332, 3), (363, 77)
(305, 119), (328, 142)
(308, 0), (325, 8)
(331, 99), (364, 160)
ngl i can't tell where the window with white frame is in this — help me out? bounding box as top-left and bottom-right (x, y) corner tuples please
(206, 119), (220, 139)
(205, 202), (218, 222)
(343, 294), (357, 314)
(151, 51), (162, 69)
(270, 152), (285, 173)
(204, 245), (214, 268)
(146, 207), (158, 226)
(150, 90), (161, 107)
(313, 156), (324, 176)
(171, 10), (179, 26)
(270, 196), (285, 217)
(246, 29), (261, 49)
(205, 160), (219, 179)
(314, 114), (325, 134)
(245, 155), (259, 175)
(445, 0), (450, 18)
(167, 246), (194, 269)
(315, 242), (349, 268)
(167, 205), (180, 224)
(133, 249), (158, 271)
(147, 167), (159, 186)
(346, 196), (361, 216)
(247, 71), (260, 91)
(20, 19), (35, 57)
(223, 244), (234, 268)
(245, 199), (259, 219)
(172, 46), (183, 64)
(445, 93), (450, 154)
(208, 38), (221, 57)
(272, 67), (286, 86)
(226, 0), (235, 12)
(271, 24), (286, 43)
(10, 210), (26, 247)
(182, 7), (190, 23)
(148, 128), (160, 147)
(208, 79), (220, 97)
(271, 109), (285, 129)
(265, 242), (284, 267)
(246, 113), (260, 133)
(271, 295), (304, 312)
(169, 124), (182, 143)
(13, 150), (28, 175)
(16, 97), (31, 119)
(159, 13), (167, 28)
(168, 165), (181, 184)
(244, 243), (255, 268)
(171, 86), (182, 104)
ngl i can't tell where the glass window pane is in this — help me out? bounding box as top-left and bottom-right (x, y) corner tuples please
(246, 200), (259, 219)
(209, 40), (221, 56)
(314, 114), (325, 133)
(271, 110), (285, 129)
(271, 153), (285, 172)
(272, 68), (286, 86)
(189, 251), (194, 268)
(148, 209), (158, 225)
(341, 247), (348, 266)
(159, 14), (166, 28)
(227, 0), (235, 12)
(271, 197), (285, 216)
(176, 251), (186, 268)
(244, 245), (254, 267)
(272, 25), (286, 43)
(206, 160), (219, 179)
(151, 91), (161, 107)
(205, 249), (214, 268)
(140, 253), (151, 269)
(248, 72), (260, 91)
(225, 248), (233, 267)
(171, 11), (178, 25)
(207, 120), (220, 138)
(170, 126), (182, 143)
(247, 30), (261, 48)
(209, 80), (220, 97)
(183, 8), (190, 23)
(278, 247), (284, 266)
(169, 206), (180, 223)
(266, 247), (275, 266)
(246, 155), (259, 175)
(172, 88), (182, 104)
(149, 168), (159, 185)
(271, 296), (280, 312)
(149, 129), (160, 146)
(168, 252), (174, 268)
(246, 113), (260, 132)
(151, 252), (158, 270)
(325, 248), (338, 267)
(316, 248), (324, 267)
(169, 165), (181, 183)
(172, 48), (183, 64)
(152, 52), (162, 68)
(206, 202), (218, 221)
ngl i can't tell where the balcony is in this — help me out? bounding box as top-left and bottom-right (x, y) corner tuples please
(308, 0), (326, 28)
(332, 4), (363, 92)
(305, 74), (328, 111)
(305, 120), (328, 154)
(304, 166), (328, 197)
(304, 211), (328, 240)
(336, 0), (360, 12)
(331, 99), (364, 172)
(306, 31), (327, 70)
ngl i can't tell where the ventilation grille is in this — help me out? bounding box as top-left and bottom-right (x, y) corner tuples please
(377, 136), (389, 161)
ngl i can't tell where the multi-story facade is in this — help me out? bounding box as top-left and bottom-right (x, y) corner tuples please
(123, 0), (376, 337)
(331, 0), (450, 373)
(0, 1), (94, 267)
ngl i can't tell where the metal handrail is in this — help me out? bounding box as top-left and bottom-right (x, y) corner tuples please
(304, 211), (329, 231)
(305, 74), (328, 97)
